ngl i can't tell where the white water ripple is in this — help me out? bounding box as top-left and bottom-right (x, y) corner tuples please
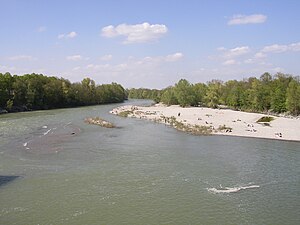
(207, 184), (260, 194)
(43, 129), (52, 136)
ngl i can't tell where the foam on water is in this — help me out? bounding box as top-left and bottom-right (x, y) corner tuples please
(207, 184), (260, 194)
(18, 123), (81, 154)
(43, 129), (52, 136)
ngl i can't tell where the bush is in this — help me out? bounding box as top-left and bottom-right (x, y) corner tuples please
(84, 117), (115, 128)
(256, 116), (274, 123)
(118, 110), (133, 117)
(218, 124), (232, 132)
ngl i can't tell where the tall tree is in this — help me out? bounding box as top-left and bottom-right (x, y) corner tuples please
(193, 83), (207, 106)
(160, 87), (178, 105)
(43, 78), (64, 108)
(174, 79), (196, 107)
(204, 80), (223, 108)
(270, 73), (292, 113)
(0, 72), (14, 108)
(286, 79), (300, 115)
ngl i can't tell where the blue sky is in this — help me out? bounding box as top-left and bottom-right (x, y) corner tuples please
(1, 0), (300, 88)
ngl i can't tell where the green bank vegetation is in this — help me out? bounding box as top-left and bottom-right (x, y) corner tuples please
(118, 110), (134, 117)
(0, 72), (127, 113)
(256, 116), (275, 123)
(160, 116), (213, 135)
(84, 117), (115, 128)
(128, 72), (300, 115)
(218, 125), (233, 132)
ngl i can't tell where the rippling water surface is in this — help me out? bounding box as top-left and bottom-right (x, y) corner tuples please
(0, 100), (299, 224)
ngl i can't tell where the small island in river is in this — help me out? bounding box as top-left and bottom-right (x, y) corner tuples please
(84, 117), (115, 128)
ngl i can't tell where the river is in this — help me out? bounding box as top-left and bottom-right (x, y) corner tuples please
(0, 100), (299, 225)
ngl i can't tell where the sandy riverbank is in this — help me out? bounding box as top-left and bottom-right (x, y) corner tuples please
(110, 104), (300, 142)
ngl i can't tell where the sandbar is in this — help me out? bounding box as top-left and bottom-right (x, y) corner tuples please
(111, 104), (300, 142)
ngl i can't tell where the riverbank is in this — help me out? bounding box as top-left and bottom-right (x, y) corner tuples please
(110, 104), (300, 141)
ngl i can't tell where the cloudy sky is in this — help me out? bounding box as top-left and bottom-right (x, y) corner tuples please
(1, 0), (300, 88)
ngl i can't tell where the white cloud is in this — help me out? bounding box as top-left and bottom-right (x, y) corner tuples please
(244, 58), (254, 64)
(289, 42), (300, 51)
(252, 42), (300, 62)
(165, 52), (184, 62)
(242, 42), (300, 66)
(72, 66), (81, 71)
(115, 63), (128, 71)
(101, 25), (117, 38)
(254, 52), (267, 58)
(100, 54), (113, 61)
(244, 52), (267, 65)
(228, 14), (267, 25)
(101, 22), (168, 44)
(223, 59), (237, 65)
(37, 26), (46, 32)
(86, 63), (128, 73)
(259, 61), (272, 66)
(226, 46), (250, 58)
(84, 52), (183, 72)
(261, 42), (300, 53)
(137, 52), (184, 64)
(0, 65), (16, 71)
(218, 46), (250, 59)
(8, 55), (36, 61)
(61, 52), (184, 88)
(66, 55), (82, 61)
(0, 65), (46, 75)
(262, 44), (288, 53)
(86, 64), (110, 70)
(58, 31), (77, 39)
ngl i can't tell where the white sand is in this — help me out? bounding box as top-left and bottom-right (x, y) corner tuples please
(111, 104), (300, 142)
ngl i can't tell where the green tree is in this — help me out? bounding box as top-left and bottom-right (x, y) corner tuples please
(43, 78), (64, 108)
(174, 79), (196, 107)
(257, 73), (272, 111)
(204, 80), (223, 108)
(193, 83), (207, 106)
(12, 76), (27, 106)
(160, 87), (178, 105)
(221, 80), (244, 109)
(286, 79), (300, 115)
(270, 73), (292, 113)
(0, 72), (14, 108)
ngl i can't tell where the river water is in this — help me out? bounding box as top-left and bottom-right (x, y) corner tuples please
(0, 100), (299, 225)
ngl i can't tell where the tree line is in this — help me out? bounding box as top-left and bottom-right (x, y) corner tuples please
(128, 72), (300, 115)
(0, 72), (127, 113)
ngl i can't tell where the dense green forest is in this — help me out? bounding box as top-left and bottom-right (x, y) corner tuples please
(0, 72), (127, 113)
(128, 72), (300, 115)
(2, 72), (299, 115)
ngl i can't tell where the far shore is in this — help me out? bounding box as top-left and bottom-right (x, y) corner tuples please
(110, 104), (300, 142)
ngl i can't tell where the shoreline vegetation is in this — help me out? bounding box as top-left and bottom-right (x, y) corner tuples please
(84, 117), (115, 128)
(121, 72), (300, 141)
(0, 72), (127, 114)
(110, 104), (300, 142)
(128, 72), (300, 116)
(1, 71), (299, 141)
